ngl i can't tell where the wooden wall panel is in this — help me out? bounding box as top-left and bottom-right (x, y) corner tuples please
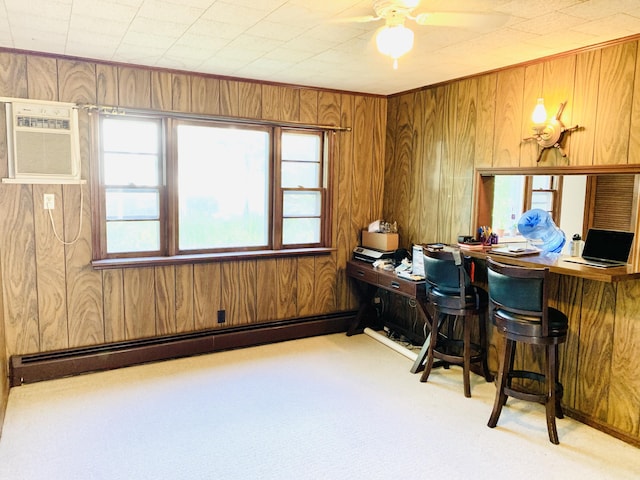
(103, 269), (125, 342)
(382, 96), (399, 225)
(419, 88), (442, 244)
(118, 66), (151, 109)
(576, 280), (615, 422)
(175, 264), (194, 333)
(438, 85), (455, 242)
(299, 89), (318, 124)
(0, 185), (40, 356)
(193, 263), (221, 330)
(262, 85), (299, 122)
(33, 184), (68, 351)
(351, 95), (375, 237)
(0, 52), (27, 98)
(57, 59), (96, 105)
(389, 93), (414, 245)
(406, 92), (422, 246)
(593, 42), (637, 165)
(277, 257), (298, 318)
(572, 49), (601, 166)
(172, 74), (191, 113)
(26, 56), (57, 100)
(151, 71), (172, 111)
(220, 80), (239, 117)
(609, 280), (640, 436)
(190, 76), (219, 115)
(629, 40), (640, 164)
(96, 64), (118, 105)
(336, 95), (356, 311)
(238, 82), (262, 118)
(475, 73), (497, 169)
(155, 266), (176, 336)
(221, 261), (257, 326)
(371, 97), (386, 221)
(123, 268), (156, 339)
(451, 78), (477, 239)
(521, 63), (543, 168)
(296, 257), (315, 317)
(65, 183), (104, 349)
(493, 67), (525, 167)
(256, 259), (278, 322)
(315, 255), (337, 314)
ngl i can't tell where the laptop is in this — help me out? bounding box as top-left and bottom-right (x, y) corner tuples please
(563, 229), (634, 268)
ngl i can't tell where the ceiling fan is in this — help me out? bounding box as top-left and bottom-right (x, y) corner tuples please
(344, 0), (507, 69)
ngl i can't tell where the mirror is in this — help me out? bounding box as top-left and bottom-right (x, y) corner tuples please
(475, 166), (640, 256)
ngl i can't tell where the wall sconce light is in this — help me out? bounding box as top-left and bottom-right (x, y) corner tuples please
(523, 98), (580, 163)
(376, 23), (414, 70)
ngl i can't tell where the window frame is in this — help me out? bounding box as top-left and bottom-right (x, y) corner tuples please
(91, 112), (335, 267)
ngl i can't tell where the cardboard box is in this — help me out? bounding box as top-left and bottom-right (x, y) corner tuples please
(361, 230), (399, 251)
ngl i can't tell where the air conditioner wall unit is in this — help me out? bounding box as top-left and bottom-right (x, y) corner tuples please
(3, 98), (81, 184)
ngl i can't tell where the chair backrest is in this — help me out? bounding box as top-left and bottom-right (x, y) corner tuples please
(423, 247), (471, 296)
(486, 257), (550, 337)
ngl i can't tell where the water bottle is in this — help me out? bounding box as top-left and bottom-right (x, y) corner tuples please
(570, 234), (584, 257)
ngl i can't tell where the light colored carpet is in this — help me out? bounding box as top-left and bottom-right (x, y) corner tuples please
(0, 333), (638, 480)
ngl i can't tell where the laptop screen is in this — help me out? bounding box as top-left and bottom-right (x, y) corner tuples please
(582, 229), (634, 262)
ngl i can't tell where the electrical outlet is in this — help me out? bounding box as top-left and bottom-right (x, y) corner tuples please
(44, 194), (55, 210)
(217, 309), (226, 324)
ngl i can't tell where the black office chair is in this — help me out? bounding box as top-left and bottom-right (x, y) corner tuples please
(420, 247), (492, 397)
(486, 257), (568, 444)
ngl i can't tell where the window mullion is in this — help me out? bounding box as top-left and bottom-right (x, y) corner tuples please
(273, 127), (283, 250)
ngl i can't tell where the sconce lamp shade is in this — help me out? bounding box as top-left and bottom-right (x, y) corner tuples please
(376, 24), (414, 69)
(532, 98), (547, 125)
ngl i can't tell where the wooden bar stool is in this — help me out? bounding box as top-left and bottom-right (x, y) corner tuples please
(486, 258), (568, 444)
(419, 247), (492, 397)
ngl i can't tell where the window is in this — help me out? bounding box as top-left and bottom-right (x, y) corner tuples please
(94, 114), (332, 261)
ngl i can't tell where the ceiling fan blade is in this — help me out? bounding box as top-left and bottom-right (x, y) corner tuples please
(334, 14), (381, 23)
(414, 11), (508, 29)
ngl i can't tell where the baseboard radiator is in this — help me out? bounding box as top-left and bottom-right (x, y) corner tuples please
(10, 312), (356, 387)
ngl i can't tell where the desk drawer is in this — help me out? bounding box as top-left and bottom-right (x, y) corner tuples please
(377, 274), (418, 296)
(347, 262), (378, 284)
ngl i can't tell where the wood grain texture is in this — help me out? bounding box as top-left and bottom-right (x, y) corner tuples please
(315, 254), (337, 314)
(26, 56), (57, 100)
(118, 66), (151, 109)
(572, 49), (601, 166)
(594, 42), (637, 165)
(256, 259), (278, 322)
(238, 82), (262, 118)
(220, 80), (239, 117)
(193, 263), (221, 330)
(382, 96), (399, 225)
(407, 92), (423, 246)
(521, 62), (544, 168)
(33, 185), (68, 351)
(299, 89), (318, 124)
(0, 107), (7, 179)
(57, 59), (96, 104)
(96, 64), (118, 105)
(151, 71), (172, 111)
(64, 183), (104, 349)
(175, 264), (194, 333)
(493, 67), (525, 167)
(221, 261), (257, 326)
(475, 73), (497, 169)
(628, 40), (640, 165)
(155, 266), (176, 336)
(277, 257), (298, 318)
(0, 52), (27, 98)
(608, 280), (640, 436)
(576, 280), (615, 422)
(335, 95), (356, 311)
(351, 95), (374, 237)
(296, 257), (315, 317)
(172, 74), (191, 113)
(123, 268), (156, 339)
(370, 97), (386, 221)
(554, 274), (583, 409)
(418, 87), (442, 244)
(0, 185), (39, 356)
(438, 84), (455, 243)
(102, 269), (125, 343)
(190, 75), (219, 115)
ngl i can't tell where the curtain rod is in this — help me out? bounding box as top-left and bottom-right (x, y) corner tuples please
(78, 103), (351, 132)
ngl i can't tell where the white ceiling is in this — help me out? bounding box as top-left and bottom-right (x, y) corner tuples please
(1, 0), (640, 96)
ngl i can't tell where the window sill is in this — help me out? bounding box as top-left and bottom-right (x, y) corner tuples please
(91, 247), (336, 270)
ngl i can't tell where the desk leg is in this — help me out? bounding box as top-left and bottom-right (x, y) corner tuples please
(347, 282), (379, 336)
(410, 299), (434, 374)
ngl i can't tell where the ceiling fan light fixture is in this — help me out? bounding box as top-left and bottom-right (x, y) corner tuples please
(376, 24), (414, 69)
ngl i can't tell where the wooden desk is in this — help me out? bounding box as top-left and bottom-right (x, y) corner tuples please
(460, 248), (640, 283)
(346, 260), (431, 373)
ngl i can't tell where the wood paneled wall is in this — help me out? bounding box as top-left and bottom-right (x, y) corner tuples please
(0, 53), (386, 371)
(384, 38), (640, 444)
